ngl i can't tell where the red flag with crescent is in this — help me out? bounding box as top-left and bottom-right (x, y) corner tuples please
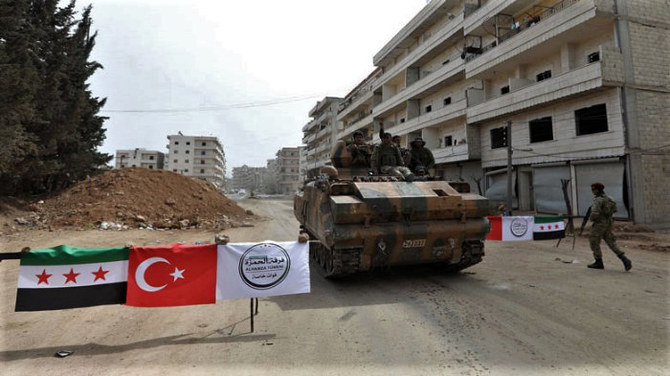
(126, 243), (217, 307)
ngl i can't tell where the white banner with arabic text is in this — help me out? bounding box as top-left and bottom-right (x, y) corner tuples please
(216, 241), (310, 300)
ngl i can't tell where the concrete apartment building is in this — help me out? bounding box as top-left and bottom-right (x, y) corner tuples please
(115, 149), (164, 170)
(275, 147), (301, 194)
(164, 134), (226, 191)
(302, 97), (342, 177)
(330, 0), (669, 227)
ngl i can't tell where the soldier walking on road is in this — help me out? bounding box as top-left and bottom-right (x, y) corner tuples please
(587, 182), (632, 271)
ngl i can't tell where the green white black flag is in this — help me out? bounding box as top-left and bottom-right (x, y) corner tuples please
(16, 245), (129, 311)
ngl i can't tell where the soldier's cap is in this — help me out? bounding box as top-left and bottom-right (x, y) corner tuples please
(590, 182), (605, 190)
(411, 137), (426, 146)
(353, 131), (364, 137)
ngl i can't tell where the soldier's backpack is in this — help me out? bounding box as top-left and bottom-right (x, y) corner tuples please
(602, 195), (618, 216)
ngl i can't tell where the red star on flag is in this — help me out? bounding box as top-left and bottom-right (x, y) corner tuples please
(540, 225), (545, 230)
(92, 266), (109, 282)
(36, 269), (52, 285)
(63, 268), (80, 284)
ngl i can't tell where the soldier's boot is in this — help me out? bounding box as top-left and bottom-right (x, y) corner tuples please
(618, 254), (632, 272)
(587, 258), (604, 269)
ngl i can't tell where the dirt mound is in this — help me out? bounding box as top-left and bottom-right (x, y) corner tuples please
(31, 168), (250, 230)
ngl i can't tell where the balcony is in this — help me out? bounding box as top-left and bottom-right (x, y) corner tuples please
(374, 58), (464, 117)
(433, 143), (471, 164)
(464, 0), (525, 34)
(374, 13), (464, 90)
(465, 0), (614, 79)
(337, 112), (374, 141)
(389, 98), (467, 137)
(467, 55), (623, 123)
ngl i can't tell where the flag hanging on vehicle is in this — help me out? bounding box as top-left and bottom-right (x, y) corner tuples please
(126, 243), (217, 307)
(486, 216), (535, 241)
(216, 241), (310, 300)
(533, 216), (565, 240)
(15, 245), (129, 311)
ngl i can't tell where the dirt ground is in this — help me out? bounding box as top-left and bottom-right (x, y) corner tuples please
(1, 198), (668, 375)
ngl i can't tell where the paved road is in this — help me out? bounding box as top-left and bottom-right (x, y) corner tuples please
(1, 198), (668, 375)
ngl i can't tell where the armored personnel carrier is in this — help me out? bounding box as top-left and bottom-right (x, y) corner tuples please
(294, 140), (492, 278)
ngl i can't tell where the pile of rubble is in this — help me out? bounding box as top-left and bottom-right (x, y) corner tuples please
(4, 168), (253, 232)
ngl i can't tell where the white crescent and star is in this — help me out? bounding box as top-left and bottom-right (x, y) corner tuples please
(135, 257), (186, 292)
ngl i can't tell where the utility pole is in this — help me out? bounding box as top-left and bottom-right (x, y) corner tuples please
(506, 120), (513, 215)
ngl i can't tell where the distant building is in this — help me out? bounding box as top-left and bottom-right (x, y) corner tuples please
(115, 149), (164, 170)
(275, 147), (301, 195)
(231, 165), (266, 193)
(302, 97), (342, 177)
(165, 134), (226, 191)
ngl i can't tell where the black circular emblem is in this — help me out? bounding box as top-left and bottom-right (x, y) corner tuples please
(238, 243), (291, 289)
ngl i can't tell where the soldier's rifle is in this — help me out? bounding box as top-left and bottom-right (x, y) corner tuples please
(579, 206), (592, 236)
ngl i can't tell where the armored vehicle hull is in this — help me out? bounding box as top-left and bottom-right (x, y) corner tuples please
(294, 141), (492, 277)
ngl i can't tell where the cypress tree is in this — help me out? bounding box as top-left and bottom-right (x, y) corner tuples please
(0, 0), (110, 195)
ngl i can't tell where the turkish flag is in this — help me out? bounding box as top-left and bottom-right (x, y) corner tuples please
(126, 243), (217, 307)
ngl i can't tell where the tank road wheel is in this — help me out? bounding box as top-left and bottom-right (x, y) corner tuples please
(310, 245), (361, 279)
(444, 240), (485, 273)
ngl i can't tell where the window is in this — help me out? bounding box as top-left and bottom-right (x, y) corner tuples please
(529, 117), (553, 143)
(173, 169), (177, 172)
(575, 104), (608, 135)
(174, 141), (179, 145)
(500, 86), (510, 95)
(173, 159), (177, 163)
(588, 52), (600, 63)
(444, 135), (453, 146)
(149, 165), (153, 169)
(200, 169), (205, 173)
(149, 156), (154, 160)
(185, 159), (189, 163)
(174, 150), (178, 154)
(400, 118), (406, 123)
(425, 105), (432, 113)
(490, 127), (508, 149)
(202, 142), (206, 146)
(536, 70), (552, 82)
(184, 169), (189, 173)
(186, 141), (190, 145)
(185, 150), (190, 154)
(443, 97), (452, 106)
(201, 160), (205, 164)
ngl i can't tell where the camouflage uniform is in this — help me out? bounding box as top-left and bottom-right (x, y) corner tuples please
(409, 147), (435, 173)
(589, 191), (623, 259)
(372, 144), (413, 180)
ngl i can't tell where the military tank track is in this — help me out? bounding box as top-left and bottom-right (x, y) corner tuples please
(444, 240), (485, 272)
(310, 242), (360, 278)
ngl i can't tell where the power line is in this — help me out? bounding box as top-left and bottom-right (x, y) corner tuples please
(100, 94), (322, 113)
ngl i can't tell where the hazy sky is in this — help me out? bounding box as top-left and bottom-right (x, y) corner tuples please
(85, 0), (427, 175)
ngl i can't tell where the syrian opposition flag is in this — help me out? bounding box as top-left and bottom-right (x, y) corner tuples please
(486, 216), (535, 241)
(533, 216), (565, 240)
(126, 243), (217, 307)
(15, 245), (129, 311)
(216, 241), (310, 300)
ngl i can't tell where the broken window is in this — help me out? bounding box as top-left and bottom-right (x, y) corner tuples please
(529, 117), (553, 143)
(575, 104), (608, 135)
(490, 127), (508, 149)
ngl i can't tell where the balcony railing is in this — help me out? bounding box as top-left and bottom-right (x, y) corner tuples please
(465, 0), (580, 63)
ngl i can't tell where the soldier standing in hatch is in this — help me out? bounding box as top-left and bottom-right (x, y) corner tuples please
(372, 132), (414, 181)
(378, 121), (410, 165)
(409, 137), (435, 175)
(587, 182), (632, 271)
(346, 131), (371, 167)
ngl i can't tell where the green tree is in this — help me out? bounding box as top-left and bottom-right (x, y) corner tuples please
(0, 0), (110, 195)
